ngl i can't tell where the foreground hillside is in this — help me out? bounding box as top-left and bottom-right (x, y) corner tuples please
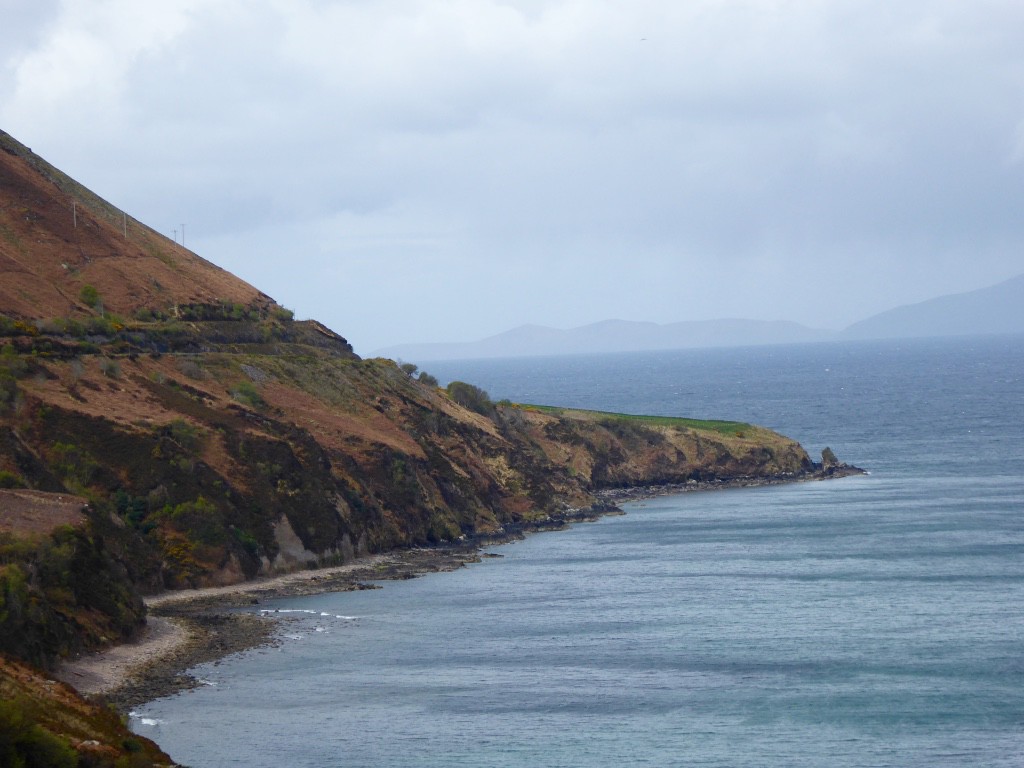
(1, 323), (814, 651)
(0, 128), (835, 763)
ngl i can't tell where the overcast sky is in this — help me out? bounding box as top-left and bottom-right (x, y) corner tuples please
(2, 0), (1023, 354)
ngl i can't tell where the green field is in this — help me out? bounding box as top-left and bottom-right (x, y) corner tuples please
(517, 404), (753, 437)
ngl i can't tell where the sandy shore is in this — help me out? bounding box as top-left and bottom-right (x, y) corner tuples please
(144, 553), (396, 610)
(58, 544), (501, 710)
(54, 555), (395, 701)
(55, 616), (191, 697)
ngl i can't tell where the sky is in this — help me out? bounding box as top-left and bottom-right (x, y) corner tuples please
(2, 0), (1023, 355)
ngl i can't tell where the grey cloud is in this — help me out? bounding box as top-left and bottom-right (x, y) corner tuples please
(2, 0), (1022, 352)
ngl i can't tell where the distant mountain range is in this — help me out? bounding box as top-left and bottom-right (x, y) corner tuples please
(378, 273), (1024, 361)
(841, 273), (1024, 340)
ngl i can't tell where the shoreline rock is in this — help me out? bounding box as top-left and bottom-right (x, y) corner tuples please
(595, 460), (867, 504)
(76, 463), (867, 712)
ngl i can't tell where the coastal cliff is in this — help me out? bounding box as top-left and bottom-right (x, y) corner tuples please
(0, 128), (849, 765)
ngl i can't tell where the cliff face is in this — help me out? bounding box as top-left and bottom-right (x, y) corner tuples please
(1, 345), (813, 590)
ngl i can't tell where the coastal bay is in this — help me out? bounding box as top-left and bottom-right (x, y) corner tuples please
(61, 463), (862, 711)
(132, 336), (1024, 767)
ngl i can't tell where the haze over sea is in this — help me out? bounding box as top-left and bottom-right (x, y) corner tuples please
(134, 336), (1024, 767)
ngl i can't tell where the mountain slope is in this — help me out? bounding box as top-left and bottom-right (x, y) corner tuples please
(842, 273), (1024, 340)
(0, 129), (274, 321)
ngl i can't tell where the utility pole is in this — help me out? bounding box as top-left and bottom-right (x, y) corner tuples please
(181, 223), (185, 248)
(173, 228), (177, 244)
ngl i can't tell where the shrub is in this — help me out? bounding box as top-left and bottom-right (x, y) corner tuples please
(99, 358), (121, 378)
(232, 380), (265, 409)
(79, 284), (99, 308)
(162, 497), (226, 547)
(86, 316), (117, 335)
(0, 470), (24, 489)
(0, 698), (77, 768)
(418, 372), (439, 387)
(177, 357), (207, 380)
(114, 490), (148, 529)
(0, 374), (17, 413)
(446, 381), (495, 417)
(47, 442), (98, 489)
(166, 418), (205, 454)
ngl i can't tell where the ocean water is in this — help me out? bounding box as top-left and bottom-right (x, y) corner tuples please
(133, 336), (1024, 767)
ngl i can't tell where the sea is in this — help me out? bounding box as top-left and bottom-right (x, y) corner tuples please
(132, 335), (1024, 767)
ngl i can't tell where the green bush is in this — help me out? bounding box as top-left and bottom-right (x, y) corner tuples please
(79, 284), (99, 308)
(0, 507), (147, 670)
(47, 442), (98, 489)
(0, 374), (18, 413)
(114, 491), (148, 529)
(0, 470), (24, 489)
(162, 497), (227, 546)
(232, 380), (265, 409)
(446, 381), (495, 417)
(0, 698), (77, 768)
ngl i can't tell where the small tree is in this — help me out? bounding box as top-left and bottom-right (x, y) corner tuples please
(399, 362), (418, 377)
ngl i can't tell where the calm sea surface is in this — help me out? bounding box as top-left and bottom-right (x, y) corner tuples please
(134, 336), (1024, 767)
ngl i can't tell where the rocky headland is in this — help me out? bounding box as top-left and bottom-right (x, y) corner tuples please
(0, 127), (863, 766)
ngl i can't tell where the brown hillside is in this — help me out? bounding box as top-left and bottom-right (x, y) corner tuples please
(0, 129), (272, 320)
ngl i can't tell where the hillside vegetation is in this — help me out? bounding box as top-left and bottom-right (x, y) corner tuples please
(0, 127), (821, 763)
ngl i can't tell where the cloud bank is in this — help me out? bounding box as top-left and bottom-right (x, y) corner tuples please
(3, 0), (1022, 352)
